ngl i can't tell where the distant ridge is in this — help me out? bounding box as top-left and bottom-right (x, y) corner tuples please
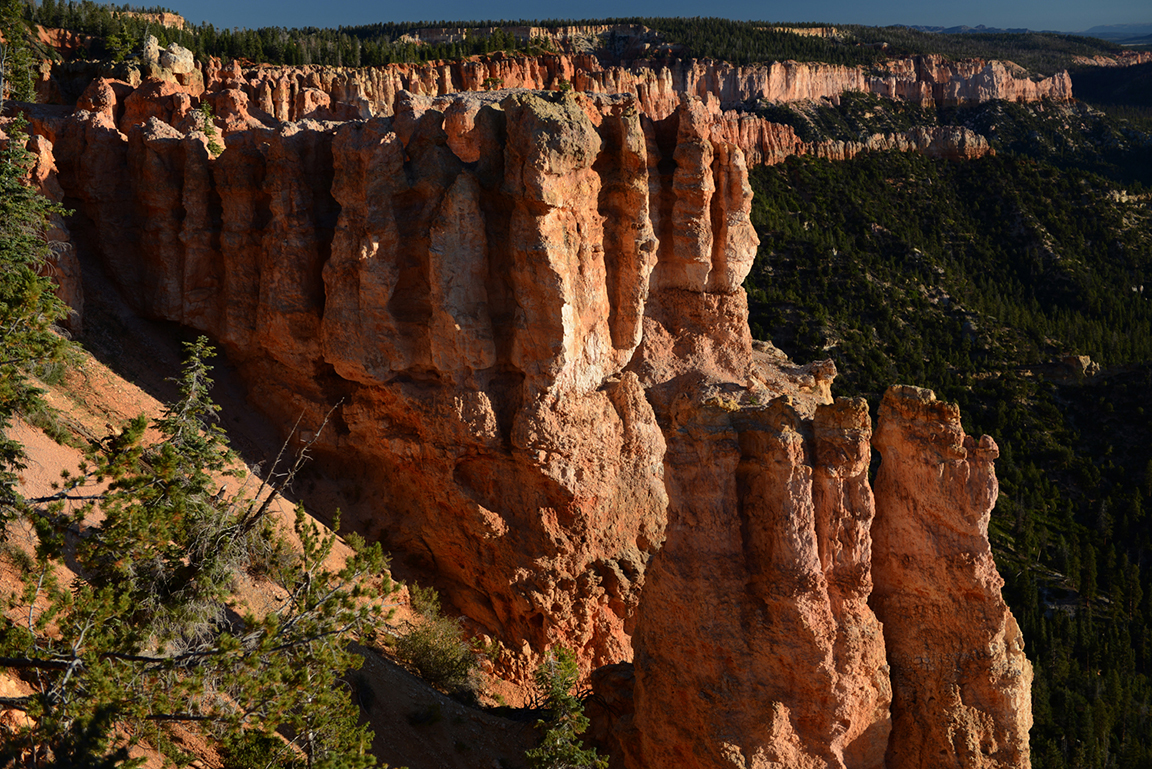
(1079, 23), (1152, 45)
(904, 22), (1152, 41)
(1082, 23), (1152, 37)
(905, 24), (1040, 35)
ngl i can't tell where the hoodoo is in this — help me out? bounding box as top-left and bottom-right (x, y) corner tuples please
(871, 387), (1033, 769)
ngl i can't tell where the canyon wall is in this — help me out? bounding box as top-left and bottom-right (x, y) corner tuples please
(629, 395), (892, 769)
(39, 44), (1069, 148)
(181, 52), (1071, 125)
(42, 61), (998, 203)
(871, 387), (1032, 769)
(36, 89), (753, 676)
(706, 113), (994, 165)
(30, 36), (1060, 184)
(1071, 51), (1152, 67)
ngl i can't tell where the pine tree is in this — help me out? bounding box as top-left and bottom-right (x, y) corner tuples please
(1, 339), (395, 766)
(0, 0), (37, 102)
(0, 113), (70, 522)
(525, 647), (606, 769)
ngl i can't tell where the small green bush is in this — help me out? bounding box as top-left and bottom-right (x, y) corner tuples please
(199, 101), (225, 156)
(222, 731), (299, 769)
(395, 586), (480, 696)
(408, 581), (442, 617)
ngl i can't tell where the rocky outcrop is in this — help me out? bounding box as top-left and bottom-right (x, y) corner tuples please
(118, 11), (186, 30)
(142, 35), (197, 76)
(615, 382), (1029, 769)
(25, 83), (1032, 767)
(35, 26), (96, 60)
(41, 49), (1069, 131)
(807, 125), (993, 162)
(34, 48), (1039, 174)
(707, 113), (994, 165)
(1071, 51), (1152, 67)
(630, 395), (891, 769)
(871, 387), (1032, 769)
(39, 89), (760, 677)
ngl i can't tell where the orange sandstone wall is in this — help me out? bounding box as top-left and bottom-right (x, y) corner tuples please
(21, 81), (1032, 768)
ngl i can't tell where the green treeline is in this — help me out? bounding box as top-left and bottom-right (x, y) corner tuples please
(744, 100), (1152, 768)
(23, 1), (559, 65)
(15, 3), (1126, 72)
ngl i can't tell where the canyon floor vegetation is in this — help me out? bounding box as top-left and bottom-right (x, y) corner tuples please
(744, 88), (1152, 769)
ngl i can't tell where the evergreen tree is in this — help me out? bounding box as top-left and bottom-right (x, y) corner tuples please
(1, 339), (394, 765)
(0, 0), (37, 102)
(0, 113), (69, 521)
(525, 647), (605, 769)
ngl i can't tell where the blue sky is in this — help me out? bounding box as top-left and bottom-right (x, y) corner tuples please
(168, 0), (1148, 34)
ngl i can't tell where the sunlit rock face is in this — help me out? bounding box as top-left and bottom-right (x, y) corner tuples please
(187, 52), (1072, 124)
(871, 386), (1033, 769)
(40, 88), (761, 678)
(27, 74), (1031, 768)
(628, 395), (892, 769)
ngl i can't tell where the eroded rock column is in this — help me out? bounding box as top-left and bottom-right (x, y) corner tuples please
(871, 386), (1032, 769)
(629, 396), (891, 769)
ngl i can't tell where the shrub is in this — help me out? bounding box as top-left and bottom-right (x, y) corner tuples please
(395, 585), (480, 696)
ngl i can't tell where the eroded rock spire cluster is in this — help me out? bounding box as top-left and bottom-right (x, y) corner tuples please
(7, 69), (1033, 767)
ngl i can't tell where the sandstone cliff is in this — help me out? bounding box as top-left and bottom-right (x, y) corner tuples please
(706, 111), (995, 165)
(187, 52), (1070, 125)
(21, 84), (1032, 768)
(31, 40), (1059, 182)
(622, 377), (1029, 769)
(40, 90), (743, 676)
(35, 41), (1067, 168)
(37, 65), (997, 211)
(630, 395), (891, 769)
(1071, 51), (1152, 67)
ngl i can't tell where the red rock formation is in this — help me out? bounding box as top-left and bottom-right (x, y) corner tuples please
(0, 118), (83, 330)
(26, 83), (1033, 767)
(119, 78), (195, 136)
(178, 52), (1071, 128)
(118, 11), (187, 30)
(707, 112), (994, 165)
(43, 90), (726, 676)
(48, 52), (1014, 179)
(76, 77), (134, 125)
(40, 45), (1049, 174)
(1072, 51), (1152, 67)
(34, 26), (96, 60)
(629, 395), (891, 769)
(871, 386), (1032, 769)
